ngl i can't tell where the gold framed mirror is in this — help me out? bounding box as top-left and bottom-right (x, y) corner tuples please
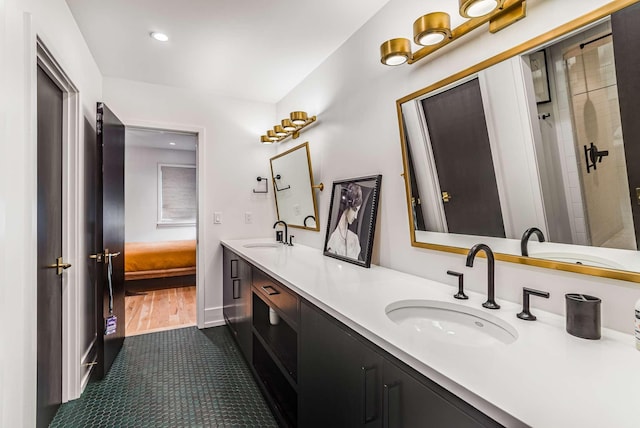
(397, 0), (640, 283)
(270, 142), (321, 231)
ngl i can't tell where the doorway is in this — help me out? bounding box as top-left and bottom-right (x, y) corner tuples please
(123, 127), (199, 336)
(36, 62), (64, 428)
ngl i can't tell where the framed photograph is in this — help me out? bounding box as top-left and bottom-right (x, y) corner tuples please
(530, 50), (551, 104)
(323, 175), (382, 268)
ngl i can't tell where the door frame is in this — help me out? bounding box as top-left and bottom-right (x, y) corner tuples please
(124, 119), (206, 328)
(33, 39), (82, 402)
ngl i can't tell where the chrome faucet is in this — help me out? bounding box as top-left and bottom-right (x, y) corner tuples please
(273, 220), (290, 245)
(465, 243), (500, 310)
(520, 227), (545, 257)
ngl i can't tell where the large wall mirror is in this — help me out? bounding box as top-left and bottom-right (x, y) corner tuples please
(398, 1), (640, 283)
(270, 142), (321, 231)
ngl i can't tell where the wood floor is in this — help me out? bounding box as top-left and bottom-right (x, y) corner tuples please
(125, 286), (196, 336)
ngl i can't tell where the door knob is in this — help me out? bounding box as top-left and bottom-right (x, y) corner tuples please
(46, 257), (72, 275)
(442, 191), (452, 203)
(89, 253), (103, 262)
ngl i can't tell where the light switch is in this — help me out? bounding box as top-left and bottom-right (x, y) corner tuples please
(214, 212), (222, 224)
(245, 212), (253, 224)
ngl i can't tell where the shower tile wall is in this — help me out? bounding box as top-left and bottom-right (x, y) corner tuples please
(565, 36), (635, 250)
(542, 22), (618, 247)
(543, 43), (589, 246)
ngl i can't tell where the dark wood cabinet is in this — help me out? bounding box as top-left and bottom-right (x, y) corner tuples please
(222, 246), (503, 428)
(382, 359), (500, 428)
(251, 267), (299, 427)
(299, 300), (502, 428)
(300, 301), (382, 428)
(222, 247), (252, 360)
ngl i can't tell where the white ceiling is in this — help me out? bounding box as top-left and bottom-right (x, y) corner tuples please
(126, 127), (197, 152)
(65, 0), (390, 103)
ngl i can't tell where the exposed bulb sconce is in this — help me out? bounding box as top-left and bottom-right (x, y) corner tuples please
(260, 111), (317, 144)
(380, 0), (525, 66)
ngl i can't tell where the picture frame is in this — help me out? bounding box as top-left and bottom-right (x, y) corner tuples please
(529, 49), (551, 104)
(323, 175), (382, 268)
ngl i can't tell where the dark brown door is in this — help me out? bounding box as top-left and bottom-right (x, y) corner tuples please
(421, 78), (506, 238)
(36, 66), (64, 428)
(93, 102), (126, 379)
(612, 3), (640, 247)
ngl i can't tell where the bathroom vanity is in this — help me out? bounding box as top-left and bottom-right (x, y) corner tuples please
(221, 239), (639, 428)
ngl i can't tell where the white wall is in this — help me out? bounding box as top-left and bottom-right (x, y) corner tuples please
(275, 0), (640, 335)
(125, 145), (197, 242)
(102, 77), (276, 328)
(0, 0), (102, 426)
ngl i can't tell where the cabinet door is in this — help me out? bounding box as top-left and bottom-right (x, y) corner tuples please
(300, 301), (382, 428)
(382, 359), (501, 428)
(222, 247), (238, 334)
(235, 258), (252, 360)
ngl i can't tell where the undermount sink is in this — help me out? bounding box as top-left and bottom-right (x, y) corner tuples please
(242, 242), (281, 249)
(386, 300), (518, 346)
(529, 251), (624, 270)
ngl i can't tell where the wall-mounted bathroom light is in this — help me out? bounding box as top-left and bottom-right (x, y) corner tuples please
(260, 111), (317, 144)
(460, 0), (505, 18)
(380, 0), (525, 66)
(413, 12), (452, 46)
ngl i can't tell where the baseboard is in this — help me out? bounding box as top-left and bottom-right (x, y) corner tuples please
(203, 305), (225, 328)
(80, 337), (97, 393)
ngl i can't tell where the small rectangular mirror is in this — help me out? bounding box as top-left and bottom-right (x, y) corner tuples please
(270, 142), (320, 230)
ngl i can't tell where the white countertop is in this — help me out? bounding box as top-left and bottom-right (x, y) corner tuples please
(221, 238), (640, 428)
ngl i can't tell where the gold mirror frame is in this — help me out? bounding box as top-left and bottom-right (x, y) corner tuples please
(397, 0), (640, 284)
(270, 142), (321, 231)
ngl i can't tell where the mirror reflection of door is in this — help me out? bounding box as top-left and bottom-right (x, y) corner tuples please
(402, 117), (426, 231)
(420, 78), (506, 238)
(612, 2), (640, 250)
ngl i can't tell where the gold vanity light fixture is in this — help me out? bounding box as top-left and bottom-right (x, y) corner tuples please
(260, 111), (317, 144)
(380, 38), (412, 66)
(460, 0), (505, 18)
(380, 0), (525, 66)
(414, 12), (452, 46)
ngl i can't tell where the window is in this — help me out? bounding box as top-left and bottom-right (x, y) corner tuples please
(157, 163), (196, 226)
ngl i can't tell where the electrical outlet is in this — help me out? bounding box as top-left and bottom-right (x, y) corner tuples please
(214, 212), (222, 224)
(245, 212), (253, 224)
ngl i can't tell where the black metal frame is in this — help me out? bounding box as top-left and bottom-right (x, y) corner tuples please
(323, 175), (382, 268)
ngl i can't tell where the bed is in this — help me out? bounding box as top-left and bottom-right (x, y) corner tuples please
(125, 240), (196, 292)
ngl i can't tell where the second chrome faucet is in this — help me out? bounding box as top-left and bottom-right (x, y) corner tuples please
(465, 243), (500, 310)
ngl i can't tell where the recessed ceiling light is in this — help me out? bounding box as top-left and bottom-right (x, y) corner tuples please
(150, 32), (169, 42)
(169, 142), (176, 146)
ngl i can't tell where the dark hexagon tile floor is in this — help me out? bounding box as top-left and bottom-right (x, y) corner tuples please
(51, 326), (277, 428)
